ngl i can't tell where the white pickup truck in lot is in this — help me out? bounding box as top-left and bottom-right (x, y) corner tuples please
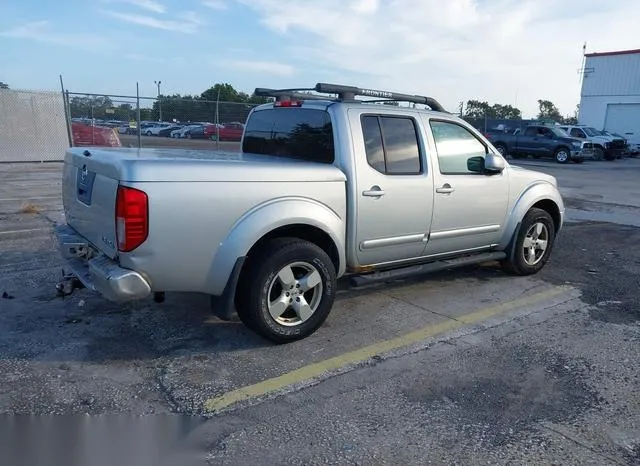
(56, 83), (565, 343)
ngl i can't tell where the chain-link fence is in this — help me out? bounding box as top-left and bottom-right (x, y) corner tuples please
(0, 88), (70, 162)
(64, 91), (258, 150)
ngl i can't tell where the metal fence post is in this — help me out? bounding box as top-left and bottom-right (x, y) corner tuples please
(136, 82), (141, 149)
(215, 88), (220, 151)
(59, 75), (73, 147)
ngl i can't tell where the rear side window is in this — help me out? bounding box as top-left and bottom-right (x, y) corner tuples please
(242, 108), (334, 163)
(361, 115), (422, 175)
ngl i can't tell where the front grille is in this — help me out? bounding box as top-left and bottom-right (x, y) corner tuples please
(610, 139), (627, 149)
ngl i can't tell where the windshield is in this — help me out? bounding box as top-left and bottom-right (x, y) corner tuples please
(549, 127), (569, 138)
(583, 127), (599, 136)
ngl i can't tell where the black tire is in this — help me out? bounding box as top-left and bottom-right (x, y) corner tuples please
(554, 147), (570, 164)
(510, 153), (524, 159)
(593, 147), (605, 161)
(146, 131), (152, 136)
(502, 208), (556, 275)
(573, 157), (584, 164)
(235, 238), (337, 344)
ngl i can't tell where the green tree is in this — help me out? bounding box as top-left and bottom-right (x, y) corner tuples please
(464, 100), (522, 119)
(537, 99), (563, 122)
(69, 95), (114, 119)
(492, 104), (522, 119)
(201, 83), (244, 102)
(464, 100), (493, 119)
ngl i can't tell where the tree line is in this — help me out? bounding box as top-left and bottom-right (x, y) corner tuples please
(0, 79), (579, 125)
(462, 99), (578, 124)
(67, 83), (271, 123)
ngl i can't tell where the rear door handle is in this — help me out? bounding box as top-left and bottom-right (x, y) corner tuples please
(362, 186), (385, 197)
(436, 184), (455, 194)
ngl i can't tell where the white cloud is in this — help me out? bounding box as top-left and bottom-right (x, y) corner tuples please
(101, 0), (166, 14)
(236, 0), (640, 117)
(227, 60), (295, 77)
(101, 10), (201, 33)
(202, 0), (227, 10)
(0, 21), (108, 49)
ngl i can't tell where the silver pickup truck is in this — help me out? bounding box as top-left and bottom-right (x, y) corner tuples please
(55, 83), (564, 343)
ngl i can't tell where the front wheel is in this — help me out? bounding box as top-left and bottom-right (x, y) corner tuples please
(554, 147), (570, 164)
(502, 208), (556, 275)
(235, 238), (337, 343)
(593, 147), (605, 161)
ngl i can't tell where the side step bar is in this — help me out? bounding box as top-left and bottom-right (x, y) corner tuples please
(349, 251), (507, 288)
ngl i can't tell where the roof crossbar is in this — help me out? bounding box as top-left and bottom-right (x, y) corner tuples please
(254, 83), (447, 112)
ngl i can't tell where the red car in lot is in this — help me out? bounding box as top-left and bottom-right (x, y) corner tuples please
(204, 122), (245, 141)
(71, 122), (122, 147)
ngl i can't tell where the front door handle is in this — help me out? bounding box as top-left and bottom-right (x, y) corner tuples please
(362, 186), (385, 197)
(436, 183), (455, 194)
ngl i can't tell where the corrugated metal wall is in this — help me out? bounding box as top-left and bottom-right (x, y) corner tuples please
(0, 89), (69, 162)
(581, 53), (640, 97)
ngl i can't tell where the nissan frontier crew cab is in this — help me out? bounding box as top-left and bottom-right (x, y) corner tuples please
(55, 83), (565, 343)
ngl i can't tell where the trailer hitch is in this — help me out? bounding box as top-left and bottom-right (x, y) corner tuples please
(55, 270), (86, 298)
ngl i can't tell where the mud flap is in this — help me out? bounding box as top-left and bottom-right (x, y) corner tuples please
(210, 256), (246, 321)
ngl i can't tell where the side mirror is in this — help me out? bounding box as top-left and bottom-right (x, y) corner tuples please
(485, 153), (506, 173)
(466, 156), (485, 173)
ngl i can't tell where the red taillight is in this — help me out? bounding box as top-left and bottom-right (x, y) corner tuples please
(116, 185), (148, 252)
(274, 100), (302, 107)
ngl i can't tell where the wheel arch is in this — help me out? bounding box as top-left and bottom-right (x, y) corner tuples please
(207, 197), (346, 297)
(499, 182), (564, 254)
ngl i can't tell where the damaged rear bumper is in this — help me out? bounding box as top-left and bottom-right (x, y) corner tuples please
(55, 224), (151, 303)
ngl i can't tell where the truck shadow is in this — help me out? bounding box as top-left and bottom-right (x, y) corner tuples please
(0, 259), (511, 365)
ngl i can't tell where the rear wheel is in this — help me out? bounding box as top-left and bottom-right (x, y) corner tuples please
(502, 208), (555, 275)
(235, 238), (337, 343)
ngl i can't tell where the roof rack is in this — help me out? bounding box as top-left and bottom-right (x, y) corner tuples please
(254, 83), (447, 112)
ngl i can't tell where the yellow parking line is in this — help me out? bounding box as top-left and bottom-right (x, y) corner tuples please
(203, 286), (569, 413)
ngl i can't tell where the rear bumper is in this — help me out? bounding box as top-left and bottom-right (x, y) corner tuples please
(55, 224), (151, 303)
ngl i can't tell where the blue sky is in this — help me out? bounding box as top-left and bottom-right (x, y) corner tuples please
(1, 0), (638, 117)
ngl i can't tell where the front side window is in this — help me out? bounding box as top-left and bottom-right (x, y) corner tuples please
(430, 120), (488, 175)
(361, 115), (422, 175)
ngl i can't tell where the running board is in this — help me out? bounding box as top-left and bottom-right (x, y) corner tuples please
(349, 251), (507, 288)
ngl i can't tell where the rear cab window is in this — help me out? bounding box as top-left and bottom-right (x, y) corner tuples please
(361, 115), (423, 175)
(242, 107), (335, 163)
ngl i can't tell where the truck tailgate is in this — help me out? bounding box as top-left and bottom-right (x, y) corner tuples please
(62, 149), (119, 259)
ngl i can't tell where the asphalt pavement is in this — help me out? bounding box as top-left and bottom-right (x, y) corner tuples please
(0, 157), (639, 465)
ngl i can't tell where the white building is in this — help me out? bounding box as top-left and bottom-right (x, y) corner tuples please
(578, 48), (640, 146)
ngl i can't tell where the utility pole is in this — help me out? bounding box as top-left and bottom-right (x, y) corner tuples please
(154, 80), (162, 122)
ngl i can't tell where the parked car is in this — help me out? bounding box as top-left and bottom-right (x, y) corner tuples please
(171, 124), (203, 138)
(157, 125), (183, 137)
(55, 82), (565, 343)
(557, 125), (626, 160)
(184, 124), (216, 139)
(486, 124), (589, 164)
(71, 122), (121, 147)
(206, 122), (245, 141)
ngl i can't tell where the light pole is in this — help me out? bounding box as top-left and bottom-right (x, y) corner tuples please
(154, 80), (162, 122)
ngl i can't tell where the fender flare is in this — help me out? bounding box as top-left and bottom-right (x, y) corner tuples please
(206, 196), (346, 296)
(498, 181), (564, 255)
